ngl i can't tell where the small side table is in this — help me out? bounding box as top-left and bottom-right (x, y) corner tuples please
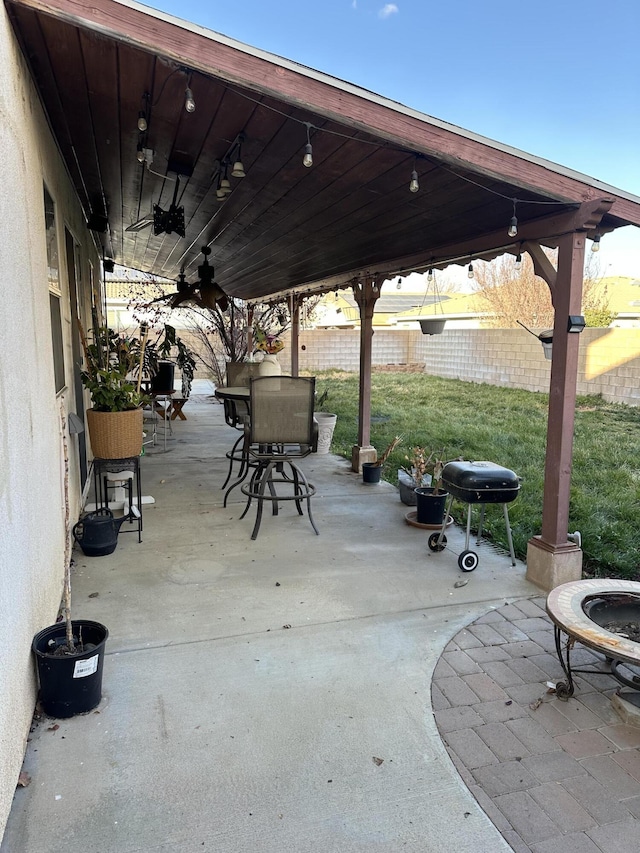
(93, 456), (143, 542)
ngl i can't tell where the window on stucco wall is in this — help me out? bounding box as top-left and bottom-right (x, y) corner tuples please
(44, 184), (65, 393)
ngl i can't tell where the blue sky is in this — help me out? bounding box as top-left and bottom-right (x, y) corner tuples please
(144, 0), (640, 277)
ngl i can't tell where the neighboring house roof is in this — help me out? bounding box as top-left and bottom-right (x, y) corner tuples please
(6, 0), (640, 304)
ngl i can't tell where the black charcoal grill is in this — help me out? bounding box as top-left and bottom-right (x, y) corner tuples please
(428, 461), (520, 572)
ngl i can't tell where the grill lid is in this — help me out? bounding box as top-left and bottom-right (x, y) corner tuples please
(442, 461), (520, 503)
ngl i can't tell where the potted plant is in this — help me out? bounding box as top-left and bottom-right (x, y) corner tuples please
(146, 324), (196, 399)
(362, 435), (403, 484)
(313, 388), (337, 455)
(254, 324), (284, 376)
(415, 453), (450, 525)
(78, 322), (149, 459)
(398, 446), (436, 505)
(32, 406), (109, 718)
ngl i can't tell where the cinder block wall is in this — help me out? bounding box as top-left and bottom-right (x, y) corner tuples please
(297, 328), (640, 406)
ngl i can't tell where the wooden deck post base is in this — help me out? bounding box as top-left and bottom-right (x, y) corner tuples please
(351, 445), (377, 473)
(526, 536), (582, 591)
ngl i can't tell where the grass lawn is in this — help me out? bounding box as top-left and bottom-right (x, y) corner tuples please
(312, 370), (640, 580)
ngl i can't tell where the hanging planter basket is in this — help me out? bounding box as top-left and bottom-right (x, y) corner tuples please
(419, 319), (446, 336)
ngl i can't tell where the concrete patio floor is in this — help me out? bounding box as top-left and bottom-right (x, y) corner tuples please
(2, 384), (565, 852)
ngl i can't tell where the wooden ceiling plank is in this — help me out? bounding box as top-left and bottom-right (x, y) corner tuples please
(10, 0), (638, 223)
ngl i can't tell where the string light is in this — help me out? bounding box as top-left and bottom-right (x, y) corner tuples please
(427, 265), (434, 284)
(591, 234), (601, 253)
(396, 277), (402, 290)
(184, 87), (196, 113)
(231, 133), (246, 178)
(515, 252), (522, 271)
(409, 159), (419, 193)
(303, 123), (313, 167)
(137, 111), (148, 132)
(508, 199), (518, 238)
(220, 161), (231, 195)
(136, 143), (145, 163)
(467, 260), (474, 280)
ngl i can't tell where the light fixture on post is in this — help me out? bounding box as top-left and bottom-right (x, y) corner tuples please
(184, 86), (196, 113)
(409, 158), (419, 193)
(303, 123), (313, 168)
(591, 233), (601, 252)
(508, 199), (518, 238)
(568, 315), (586, 333)
(231, 133), (246, 178)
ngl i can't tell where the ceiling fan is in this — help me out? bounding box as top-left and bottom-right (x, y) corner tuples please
(148, 246), (228, 312)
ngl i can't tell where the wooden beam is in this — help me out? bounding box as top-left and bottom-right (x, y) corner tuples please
(351, 276), (381, 470)
(289, 294), (301, 377)
(523, 241), (557, 293)
(274, 198), (615, 297)
(539, 231), (586, 548)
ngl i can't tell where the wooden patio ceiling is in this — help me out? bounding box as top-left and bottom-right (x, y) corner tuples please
(6, 0), (640, 303)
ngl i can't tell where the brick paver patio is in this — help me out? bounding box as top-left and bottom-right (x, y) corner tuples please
(432, 596), (640, 852)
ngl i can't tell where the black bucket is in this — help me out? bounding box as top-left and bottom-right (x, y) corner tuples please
(415, 488), (448, 525)
(150, 361), (175, 394)
(32, 620), (109, 718)
(362, 462), (382, 484)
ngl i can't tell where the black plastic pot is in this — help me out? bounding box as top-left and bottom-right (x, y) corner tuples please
(32, 620), (109, 718)
(415, 487), (448, 525)
(150, 360), (175, 394)
(362, 462), (382, 484)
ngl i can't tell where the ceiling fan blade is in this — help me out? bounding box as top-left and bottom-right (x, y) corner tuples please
(125, 215), (154, 232)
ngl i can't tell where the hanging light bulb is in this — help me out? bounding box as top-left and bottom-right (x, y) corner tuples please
(427, 267), (434, 284)
(215, 171), (226, 202)
(231, 133), (246, 178)
(220, 162), (231, 195)
(508, 200), (518, 237)
(303, 143), (313, 168)
(409, 167), (419, 193)
(515, 252), (522, 271)
(591, 234), (601, 253)
(467, 261), (474, 280)
(136, 143), (145, 163)
(137, 111), (148, 132)
(184, 87), (196, 113)
(396, 277), (403, 290)
(303, 123), (313, 167)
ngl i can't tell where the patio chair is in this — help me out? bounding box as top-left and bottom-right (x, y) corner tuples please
(221, 362), (260, 491)
(240, 376), (319, 540)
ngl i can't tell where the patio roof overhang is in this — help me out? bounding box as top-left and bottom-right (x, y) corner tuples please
(6, 0), (640, 305)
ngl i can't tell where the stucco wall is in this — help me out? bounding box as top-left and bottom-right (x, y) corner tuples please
(0, 8), (100, 841)
(297, 327), (640, 405)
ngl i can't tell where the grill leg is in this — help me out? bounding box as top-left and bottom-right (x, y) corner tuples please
(502, 503), (516, 566)
(465, 503), (473, 551)
(476, 505), (486, 544)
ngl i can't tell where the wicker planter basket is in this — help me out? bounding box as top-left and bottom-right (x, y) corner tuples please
(86, 408), (143, 459)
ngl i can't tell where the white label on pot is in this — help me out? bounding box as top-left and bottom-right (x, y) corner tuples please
(73, 654), (99, 678)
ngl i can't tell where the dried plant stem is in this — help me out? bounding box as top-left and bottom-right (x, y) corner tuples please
(60, 404), (75, 652)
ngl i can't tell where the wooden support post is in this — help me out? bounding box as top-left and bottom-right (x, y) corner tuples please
(351, 277), (381, 471)
(290, 294), (301, 377)
(527, 231), (585, 589)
